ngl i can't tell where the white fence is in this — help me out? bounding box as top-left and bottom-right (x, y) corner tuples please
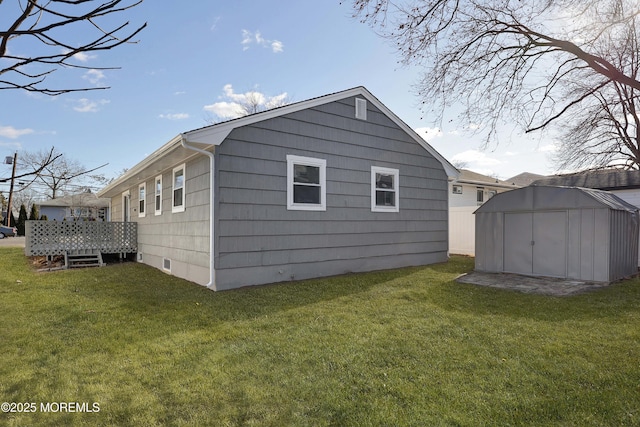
(449, 206), (477, 256)
(25, 221), (137, 256)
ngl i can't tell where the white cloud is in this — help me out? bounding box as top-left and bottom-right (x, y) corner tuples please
(451, 149), (501, 166)
(63, 49), (96, 62)
(0, 125), (34, 139)
(203, 84), (288, 120)
(210, 16), (221, 31)
(73, 98), (110, 113)
(82, 69), (106, 85)
(159, 113), (189, 120)
(203, 101), (247, 119)
(241, 29), (283, 53)
(271, 40), (284, 53)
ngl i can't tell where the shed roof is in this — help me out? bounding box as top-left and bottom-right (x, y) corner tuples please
(474, 185), (639, 214)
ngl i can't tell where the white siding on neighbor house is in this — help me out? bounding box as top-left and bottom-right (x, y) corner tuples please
(449, 206), (476, 255)
(448, 183), (507, 255)
(449, 183), (503, 208)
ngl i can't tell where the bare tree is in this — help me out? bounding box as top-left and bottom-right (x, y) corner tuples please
(0, 0), (146, 95)
(19, 147), (107, 199)
(553, 12), (640, 170)
(351, 0), (640, 168)
(204, 85), (292, 124)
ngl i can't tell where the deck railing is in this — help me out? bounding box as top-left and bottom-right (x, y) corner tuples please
(25, 221), (137, 256)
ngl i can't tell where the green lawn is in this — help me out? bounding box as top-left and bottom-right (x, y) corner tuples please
(1, 248), (639, 426)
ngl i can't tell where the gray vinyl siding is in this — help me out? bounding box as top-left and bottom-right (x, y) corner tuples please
(214, 96), (449, 289)
(110, 155), (211, 285)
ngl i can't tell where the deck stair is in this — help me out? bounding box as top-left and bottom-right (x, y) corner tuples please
(65, 249), (104, 268)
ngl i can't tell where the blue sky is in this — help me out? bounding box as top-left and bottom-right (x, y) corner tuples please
(0, 0), (559, 197)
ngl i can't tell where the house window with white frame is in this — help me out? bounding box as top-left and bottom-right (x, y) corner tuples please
(286, 155), (326, 211)
(452, 185), (463, 194)
(172, 164), (186, 213)
(138, 182), (146, 217)
(371, 166), (399, 212)
(477, 188), (484, 205)
(155, 175), (162, 215)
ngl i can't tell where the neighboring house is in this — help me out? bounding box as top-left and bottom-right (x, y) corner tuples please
(531, 169), (640, 205)
(38, 192), (110, 221)
(532, 169), (640, 265)
(448, 169), (520, 255)
(505, 172), (546, 187)
(97, 87), (459, 291)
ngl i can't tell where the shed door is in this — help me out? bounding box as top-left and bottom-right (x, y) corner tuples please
(504, 213), (532, 275)
(503, 211), (567, 278)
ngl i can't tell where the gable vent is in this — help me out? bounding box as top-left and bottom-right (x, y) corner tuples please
(355, 98), (367, 120)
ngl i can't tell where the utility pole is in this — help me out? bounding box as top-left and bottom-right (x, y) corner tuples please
(6, 152), (17, 227)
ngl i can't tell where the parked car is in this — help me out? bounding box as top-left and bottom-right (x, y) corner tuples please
(0, 225), (17, 238)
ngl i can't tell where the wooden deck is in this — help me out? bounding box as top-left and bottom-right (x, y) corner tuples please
(25, 221), (137, 257)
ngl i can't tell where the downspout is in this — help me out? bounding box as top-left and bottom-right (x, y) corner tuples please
(180, 135), (216, 290)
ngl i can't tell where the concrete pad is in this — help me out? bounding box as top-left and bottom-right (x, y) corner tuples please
(455, 271), (611, 296)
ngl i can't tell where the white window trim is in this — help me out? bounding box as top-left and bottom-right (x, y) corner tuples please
(452, 185), (463, 194)
(287, 155), (326, 211)
(138, 182), (146, 218)
(154, 175), (163, 216)
(172, 164), (186, 213)
(371, 166), (399, 213)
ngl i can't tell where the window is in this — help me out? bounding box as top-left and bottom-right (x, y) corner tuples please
(287, 155), (326, 211)
(172, 164), (186, 213)
(452, 185), (463, 194)
(138, 183), (146, 217)
(155, 175), (162, 215)
(355, 98), (367, 120)
(371, 166), (399, 212)
(477, 188), (484, 205)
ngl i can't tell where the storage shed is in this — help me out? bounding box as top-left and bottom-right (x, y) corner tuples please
(474, 186), (639, 283)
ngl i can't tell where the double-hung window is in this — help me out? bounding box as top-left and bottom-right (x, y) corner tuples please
(155, 175), (162, 215)
(371, 166), (399, 212)
(287, 155), (326, 211)
(138, 183), (146, 217)
(172, 164), (186, 213)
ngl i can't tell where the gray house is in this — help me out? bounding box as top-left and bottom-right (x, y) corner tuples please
(38, 191), (110, 221)
(98, 87), (458, 290)
(475, 185), (639, 283)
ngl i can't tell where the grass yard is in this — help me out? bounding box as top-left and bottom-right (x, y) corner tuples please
(1, 248), (639, 426)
